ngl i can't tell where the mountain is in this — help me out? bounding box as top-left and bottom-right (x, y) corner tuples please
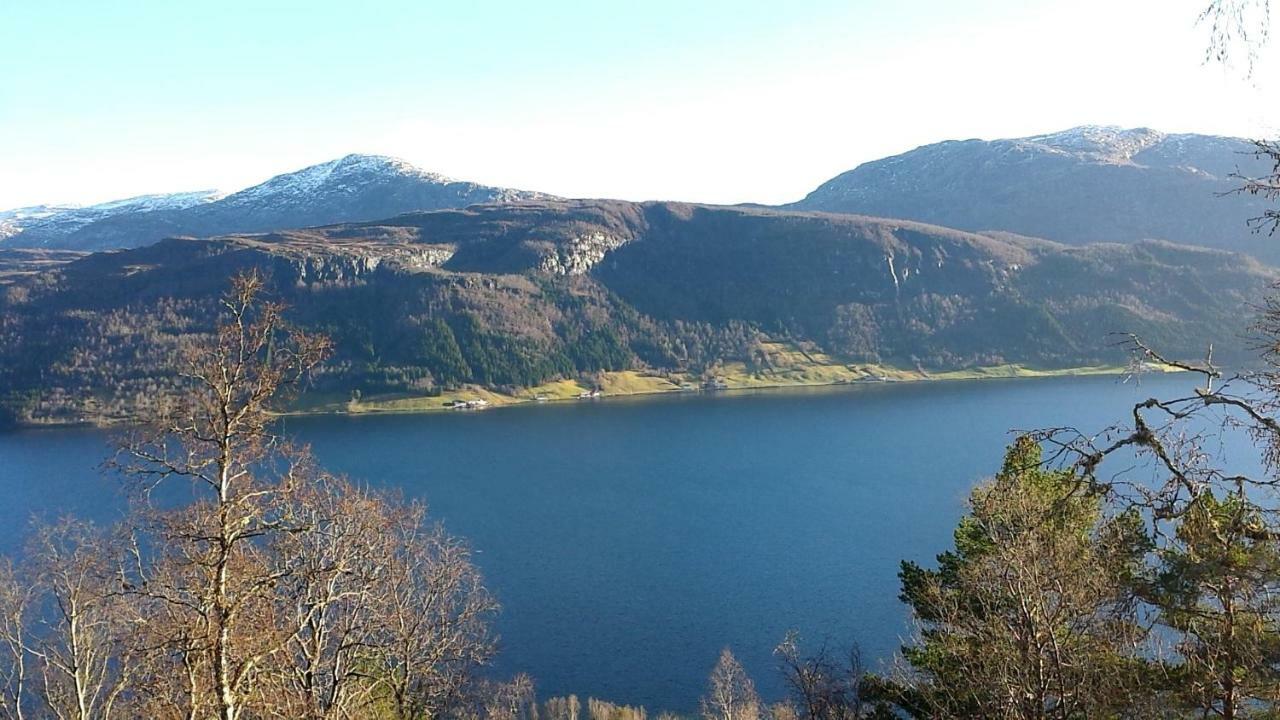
(0, 155), (555, 252)
(0, 191), (223, 244)
(791, 126), (1279, 260)
(0, 206), (74, 242)
(12, 127), (1274, 257)
(1, 200), (1271, 425)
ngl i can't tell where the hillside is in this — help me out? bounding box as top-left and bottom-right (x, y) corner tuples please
(791, 126), (1280, 261)
(0, 155), (555, 252)
(0, 200), (1271, 425)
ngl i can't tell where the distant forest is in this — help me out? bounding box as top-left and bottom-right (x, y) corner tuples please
(1, 201), (1273, 426)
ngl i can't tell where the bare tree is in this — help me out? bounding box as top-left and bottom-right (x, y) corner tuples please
(587, 697), (647, 720)
(766, 702), (798, 720)
(255, 480), (497, 720)
(1233, 140), (1280, 238)
(702, 649), (761, 720)
(467, 674), (538, 720)
(373, 504), (498, 720)
(0, 559), (32, 720)
(101, 272), (484, 719)
(774, 634), (870, 720)
(111, 271), (330, 720)
(1201, 0), (1272, 72)
(1200, 0), (1280, 252)
(25, 519), (139, 720)
(1038, 332), (1280, 522)
(89, 271), (506, 720)
(263, 477), (389, 719)
(544, 695), (582, 720)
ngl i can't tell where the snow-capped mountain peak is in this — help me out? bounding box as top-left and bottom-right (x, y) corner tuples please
(1, 154), (554, 251)
(1007, 125), (1165, 163)
(328, 153), (454, 183)
(222, 154), (456, 207)
(792, 125), (1275, 259)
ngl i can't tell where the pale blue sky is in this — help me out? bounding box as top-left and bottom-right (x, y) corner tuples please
(1, 0), (1276, 208)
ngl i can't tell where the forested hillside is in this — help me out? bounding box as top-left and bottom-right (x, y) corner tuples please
(1, 200), (1272, 425)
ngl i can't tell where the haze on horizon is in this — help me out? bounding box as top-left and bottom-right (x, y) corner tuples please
(2, 0), (1277, 210)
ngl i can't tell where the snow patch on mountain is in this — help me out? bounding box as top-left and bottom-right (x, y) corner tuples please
(791, 125), (1274, 259)
(0, 191), (223, 244)
(0, 153), (558, 251)
(87, 190), (226, 213)
(219, 154), (455, 208)
(1020, 125), (1166, 162)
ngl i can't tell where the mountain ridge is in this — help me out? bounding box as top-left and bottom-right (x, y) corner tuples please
(0, 190), (224, 243)
(0, 154), (556, 252)
(7, 125), (1275, 259)
(790, 125), (1276, 260)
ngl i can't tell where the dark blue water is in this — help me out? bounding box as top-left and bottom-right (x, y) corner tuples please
(0, 375), (1253, 710)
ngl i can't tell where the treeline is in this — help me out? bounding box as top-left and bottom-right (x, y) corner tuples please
(262, 275), (764, 393)
(0, 262), (765, 424)
(462, 642), (876, 720)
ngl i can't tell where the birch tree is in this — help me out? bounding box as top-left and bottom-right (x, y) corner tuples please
(702, 649), (761, 720)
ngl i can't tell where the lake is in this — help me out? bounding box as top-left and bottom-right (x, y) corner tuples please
(0, 374), (1252, 711)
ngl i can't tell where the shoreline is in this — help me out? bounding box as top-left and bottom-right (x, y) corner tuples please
(4, 360), (1186, 431)
(286, 361), (1183, 421)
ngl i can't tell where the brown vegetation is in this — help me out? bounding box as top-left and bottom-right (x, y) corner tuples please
(0, 274), (501, 719)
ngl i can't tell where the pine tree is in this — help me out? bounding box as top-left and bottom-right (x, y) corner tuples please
(873, 437), (1153, 718)
(1150, 490), (1280, 718)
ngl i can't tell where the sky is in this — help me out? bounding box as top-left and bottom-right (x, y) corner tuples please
(0, 0), (1277, 209)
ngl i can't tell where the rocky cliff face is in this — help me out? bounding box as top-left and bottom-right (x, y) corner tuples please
(537, 232), (631, 275)
(791, 126), (1278, 261)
